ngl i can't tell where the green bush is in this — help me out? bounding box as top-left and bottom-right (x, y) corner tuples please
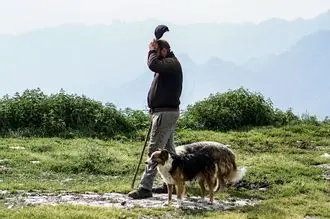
(0, 88), (135, 138)
(121, 108), (150, 130)
(0, 87), (323, 137)
(178, 87), (300, 131)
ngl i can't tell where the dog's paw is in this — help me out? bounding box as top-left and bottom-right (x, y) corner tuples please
(175, 203), (183, 209)
(198, 197), (206, 203)
(162, 201), (171, 207)
(207, 200), (214, 205)
(175, 200), (183, 208)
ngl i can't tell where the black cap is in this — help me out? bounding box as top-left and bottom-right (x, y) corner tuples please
(154, 25), (169, 40)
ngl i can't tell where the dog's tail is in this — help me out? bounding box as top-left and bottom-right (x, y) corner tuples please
(227, 166), (247, 185)
(214, 153), (247, 191)
(213, 166), (247, 192)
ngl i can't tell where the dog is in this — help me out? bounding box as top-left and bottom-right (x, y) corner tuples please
(146, 141), (246, 207)
(175, 141), (246, 191)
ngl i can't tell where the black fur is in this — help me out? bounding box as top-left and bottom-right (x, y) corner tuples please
(169, 151), (216, 181)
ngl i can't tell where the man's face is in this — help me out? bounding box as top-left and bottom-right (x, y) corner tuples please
(157, 48), (168, 59)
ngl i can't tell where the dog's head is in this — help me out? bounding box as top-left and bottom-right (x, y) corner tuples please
(145, 149), (169, 171)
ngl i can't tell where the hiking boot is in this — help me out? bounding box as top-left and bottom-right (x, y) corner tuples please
(152, 183), (176, 194)
(128, 187), (152, 199)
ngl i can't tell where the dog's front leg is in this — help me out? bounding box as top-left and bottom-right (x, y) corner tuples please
(168, 184), (173, 202)
(176, 182), (185, 208)
(163, 184), (173, 206)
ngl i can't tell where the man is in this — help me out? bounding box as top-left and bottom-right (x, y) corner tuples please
(128, 39), (183, 199)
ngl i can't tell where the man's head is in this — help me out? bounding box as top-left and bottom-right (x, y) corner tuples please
(156, 39), (171, 58)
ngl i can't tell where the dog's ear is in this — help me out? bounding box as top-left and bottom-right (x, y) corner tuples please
(160, 149), (169, 159)
(148, 148), (161, 157)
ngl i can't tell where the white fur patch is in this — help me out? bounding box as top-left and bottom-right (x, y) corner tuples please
(157, 156), (175, 184)
(232, 166), (248, 183)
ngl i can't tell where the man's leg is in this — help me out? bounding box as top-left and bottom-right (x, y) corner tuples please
(140, 111), (179, 190)
(128, 111), (179, 199)
(164, 130), (176, 154)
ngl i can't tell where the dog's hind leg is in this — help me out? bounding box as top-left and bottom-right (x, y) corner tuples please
(176, 182), (185, 207)
(216, 176), (226, 192)
(198, 178), (206, 201)
(205, 175), (216, 205)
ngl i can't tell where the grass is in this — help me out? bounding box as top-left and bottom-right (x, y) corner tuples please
(0, 123), (329, 218)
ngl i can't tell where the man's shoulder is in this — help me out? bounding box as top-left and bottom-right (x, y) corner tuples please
(164, 56), (181, 65)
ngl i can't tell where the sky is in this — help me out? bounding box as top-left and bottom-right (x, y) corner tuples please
(0, 0), (330, 34)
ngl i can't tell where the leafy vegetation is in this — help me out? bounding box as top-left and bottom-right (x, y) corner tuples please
(0, 88), (135, 139)
(0, 88), (325, 140)
(178, 87), (303, 131)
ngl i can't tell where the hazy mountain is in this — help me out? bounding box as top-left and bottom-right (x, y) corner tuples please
(1, 11), (330, 118)
(0, 22), (156, 98)
(243, 30), (330, 119)
(172, 10), (330, 64)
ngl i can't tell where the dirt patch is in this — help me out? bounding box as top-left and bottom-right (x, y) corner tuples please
(2, 190), (259, 211)
(234, 179), (271, 190)
(314, 163), (330, 181)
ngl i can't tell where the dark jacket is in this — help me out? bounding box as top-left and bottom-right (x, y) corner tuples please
(147, 50), (183, 111)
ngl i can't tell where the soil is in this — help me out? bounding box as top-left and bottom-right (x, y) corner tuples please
(1, 190), (259, 211)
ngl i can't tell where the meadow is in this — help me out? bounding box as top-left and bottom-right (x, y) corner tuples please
(1, 123), (329, 219)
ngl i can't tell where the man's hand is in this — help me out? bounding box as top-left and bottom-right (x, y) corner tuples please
(149, 40), (158, 51)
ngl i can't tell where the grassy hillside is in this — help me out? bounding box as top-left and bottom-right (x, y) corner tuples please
(0, 123), (329, 218)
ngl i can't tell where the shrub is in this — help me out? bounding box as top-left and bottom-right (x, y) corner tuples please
(122, 108), (150, 130)
(178, 87), (299, 131)
(272, 108), (300, 126)
(0, 88), (135, 139)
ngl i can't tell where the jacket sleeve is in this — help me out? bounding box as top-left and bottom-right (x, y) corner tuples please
(147, 50), (169, 73)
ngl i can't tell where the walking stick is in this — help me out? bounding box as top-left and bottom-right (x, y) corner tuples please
(131, 121), (152, 189)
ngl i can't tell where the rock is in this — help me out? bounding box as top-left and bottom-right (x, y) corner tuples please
(0, 166), (9, 173)
(315, 164), (330, 169)
(313, 163), (330, 181)
(321, 153), (330, 158)
(0, 190), (8, 195)
(61, 178), (73, 183)
(9, 146), (25, 150)
(0, 159), (9, 163)
(322, 171), (330, 181)
(304, 215), (320, 219)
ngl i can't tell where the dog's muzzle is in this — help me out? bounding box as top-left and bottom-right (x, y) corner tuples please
(145, 159), (158, 171)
